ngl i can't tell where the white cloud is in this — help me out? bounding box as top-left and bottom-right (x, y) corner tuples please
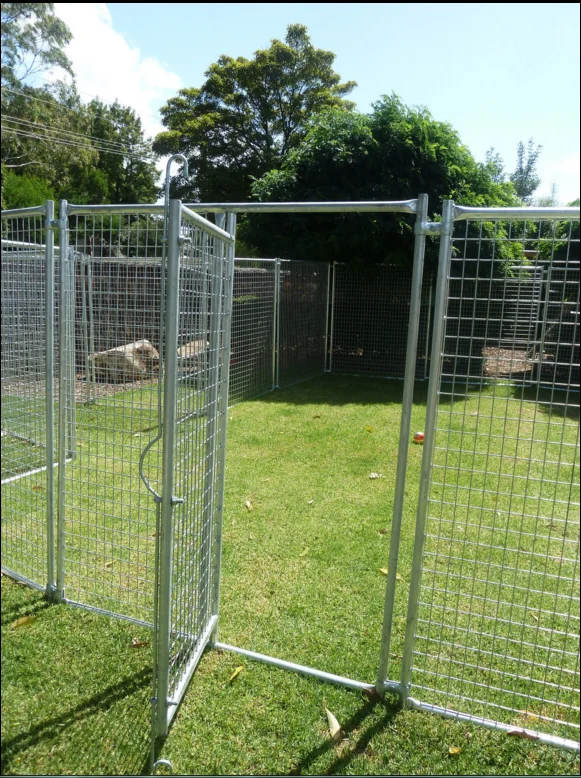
(52, 3), (181, 141)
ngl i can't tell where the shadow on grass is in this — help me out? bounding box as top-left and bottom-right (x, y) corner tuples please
(0, 666), (153, 776)
(514, 384), (580, 421)
(288, 697), (399, 776)
(0, 589), (56, 627)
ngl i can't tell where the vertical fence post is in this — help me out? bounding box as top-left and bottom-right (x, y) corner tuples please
(210, 213), (236, 644)
(399, 199), (455, 700)
(156, 199), (182, 737)
(274, 258), (281, 389)
(376, 193), (429, 693)
(324, 262), (331, 373)
(55, 200), (70, 600)
(44, 200), (56, 596)
(329, 261), (336, 374)
(424, 276), (433, 381)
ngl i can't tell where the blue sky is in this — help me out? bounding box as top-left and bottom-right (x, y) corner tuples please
(55, 3), (579, 202)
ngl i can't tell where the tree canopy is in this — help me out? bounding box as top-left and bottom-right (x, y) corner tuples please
(153, 24), (356, 202)
(241, 96), (519, 266)
(1, 3), (158, 208)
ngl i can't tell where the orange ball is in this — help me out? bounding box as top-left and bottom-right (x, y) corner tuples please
(413, 431), (425, 444)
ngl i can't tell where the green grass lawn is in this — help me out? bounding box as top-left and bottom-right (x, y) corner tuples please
(1, 375), (579, 775)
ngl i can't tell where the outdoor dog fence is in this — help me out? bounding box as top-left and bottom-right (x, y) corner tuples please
(1, 193), (579, 770)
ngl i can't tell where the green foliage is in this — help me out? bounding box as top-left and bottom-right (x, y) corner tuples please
(153, 24), (356, 202)
(1, 2), (73, 87)
(243, 95), (519, 267)
(509, 138), (542, 203)
(1, 167), (54, 207)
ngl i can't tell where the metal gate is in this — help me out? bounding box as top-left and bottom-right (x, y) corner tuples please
(399, 202), (580, 750)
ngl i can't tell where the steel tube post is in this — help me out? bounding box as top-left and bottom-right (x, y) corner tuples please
(324, 263), (331, 372)
(376, 193), (429, 693)
(210, 213), (236, 644)
(275, 258), (281, 388)
(399, 199), (455, 697)
(44, 200), (56, 594)
(86, 258), (96, 403)
(328, 262), (336, 373)
(156, 199), (182, 737)
(56, 200), (69, 599)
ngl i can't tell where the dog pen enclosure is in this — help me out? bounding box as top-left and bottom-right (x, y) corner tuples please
(1, 195), (579, 767)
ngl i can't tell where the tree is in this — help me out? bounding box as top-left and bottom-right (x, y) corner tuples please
(242, 95), (519, 267)
(484, 147), (505, 183)
(1, 3), (73, 87)
(1, 166), (54, 208)
(509, 138), (542, 203)
(153, 24), (356, 202)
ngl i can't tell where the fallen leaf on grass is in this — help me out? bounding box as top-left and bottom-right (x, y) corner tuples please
(519, 710), (539, 721)
(299, 548), (310, 557)
(448, 746), (462, 755)
(151, 532), (159, 538)
(129, 637), (150, 649)
(529, 610), (539, 623)
(379, 568), (401, 580)
(365, 426), (373, 433)
(362, 688), (380, 702)
(325, 708), (342, 742)
(104, 561), (115, 568)
(507, 727), (539, 741)
(369, 473), (384, 480)
(32, 485), (45, 491)
(378, 528), (388, 535)
(312, 414), (321, 419)
(245, 500), (253, 511)
(308, 500), (314, 505)
(10, 615), (37, 629)
(229, 666), (244, 684)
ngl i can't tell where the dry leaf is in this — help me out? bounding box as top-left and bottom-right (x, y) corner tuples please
(507, 727), (539, 741)
(10, 615), (37, 629)
(32, 485), (45, 491)
(245, 500), (253, 511)
(299, 548), (310, 557)
(312, 414), (321, 419)
(519, 710), (539, 720)
(448, 746), (462, 755)
(129, 637), (150, 649)
(396, 572), (402, 580)
(362, 688), (380, 701)
(325, 708), (342, 742)
(365, 426), (373, 433)
(378, 528), (388, 535)
(151, 532), (159, 538)
(529, 610), (539, 623)
(229, 665), (244, 684)
(308, 500), (314, 505)
(369, 473), (384, 480)
(379, 568), (388, 576)
(104, 561), (115, 568)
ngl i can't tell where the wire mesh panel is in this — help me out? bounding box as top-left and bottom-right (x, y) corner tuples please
(406, 212), (580, 747)
(1, 209), (53, 589)
(60, 208), (166, 622)
(278, 260), (328, 387)
(331, 263), (432, 379)
(155, 204), (234, 735)
(229, 260), (276, 403)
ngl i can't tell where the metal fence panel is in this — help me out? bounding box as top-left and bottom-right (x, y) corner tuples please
(154, 204), (235, 735)
(278, 260), (328, 387)
(331, 263), (432, 379)
(60, 209), (165, 622)
(404, 211), (580, 748)
(229, 260), (276, 403)
(1, 208), (54, 590)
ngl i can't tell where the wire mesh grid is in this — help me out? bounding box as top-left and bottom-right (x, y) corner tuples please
(61, 211), (165, 622)
(1, 211), (52, 588)
(278, 260), (329, 387)
(409, 216), (580, 744)
(165, 211), (232, 705)
(331, 263), (433, 379)
(229, 259), (276, 403)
